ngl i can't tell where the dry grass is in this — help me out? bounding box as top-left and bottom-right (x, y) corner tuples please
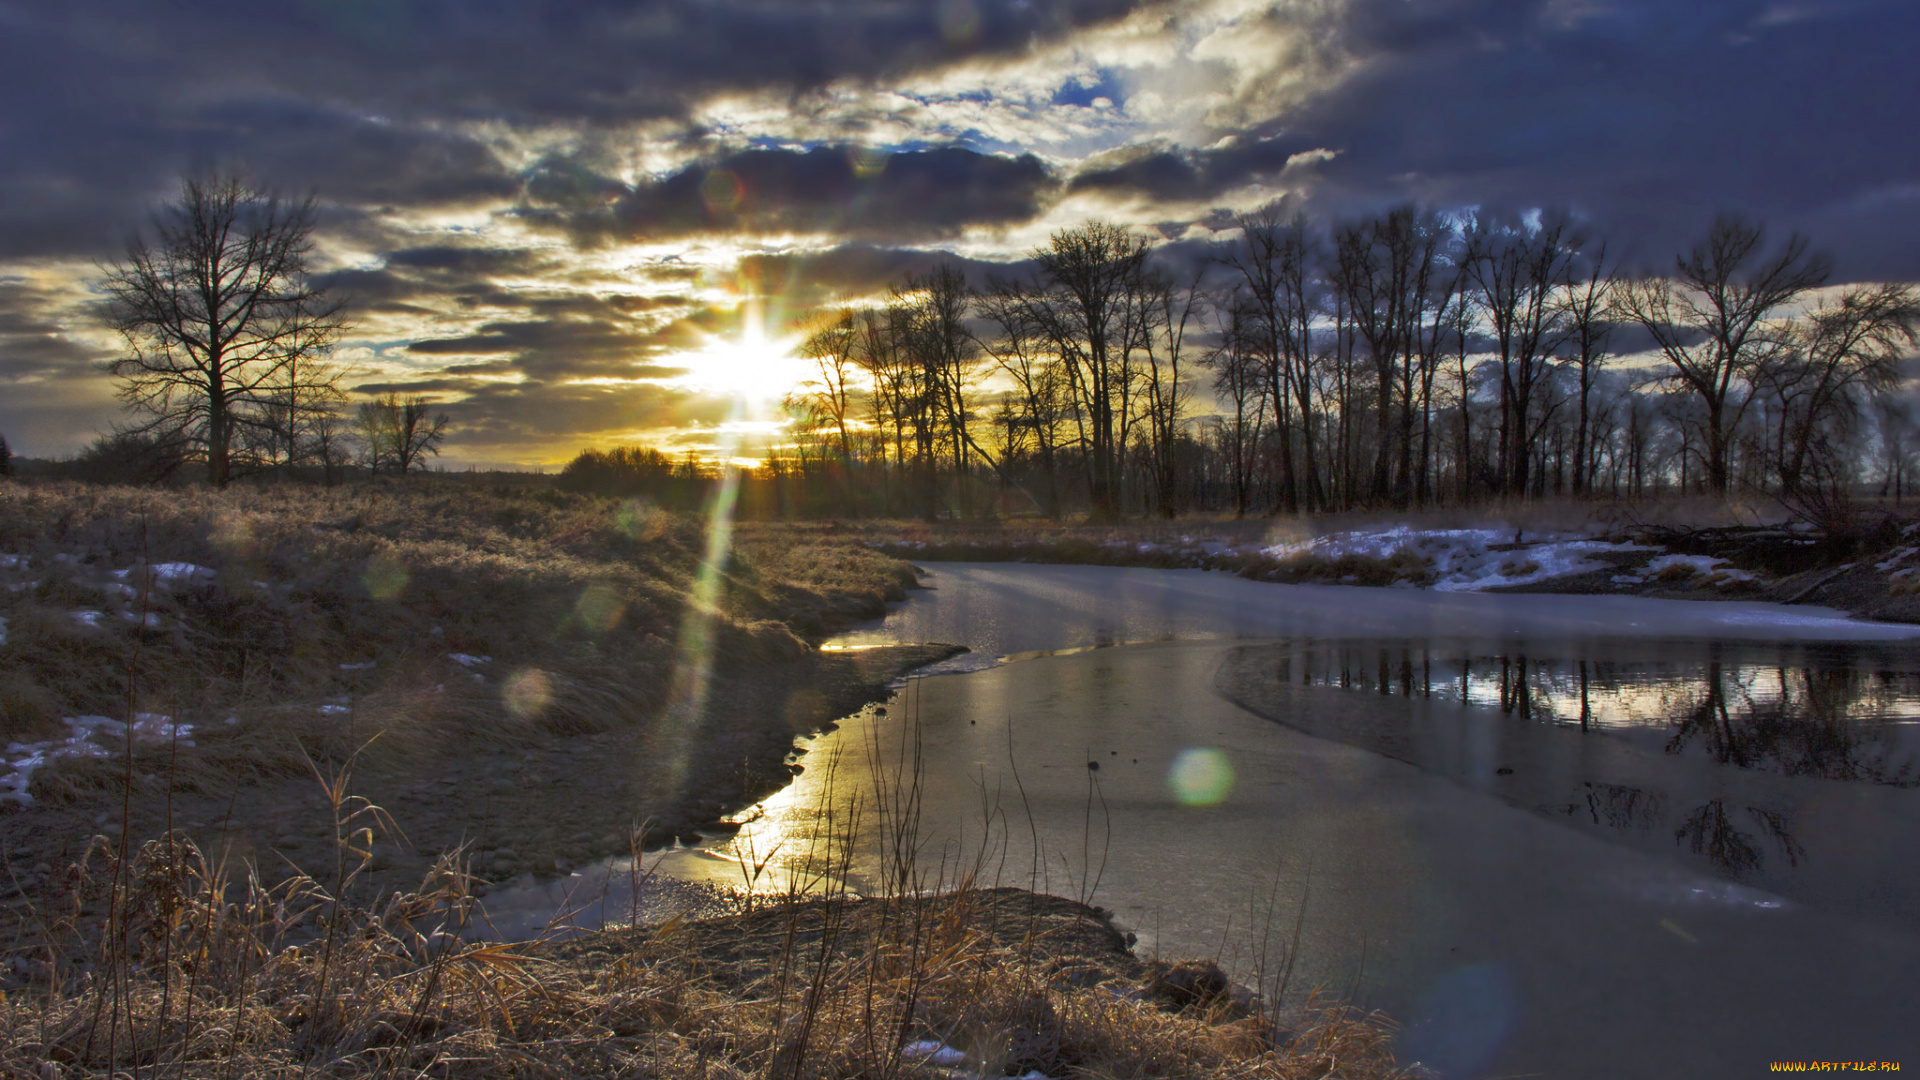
(0, 479), (913, 788)
(0, 832), (1411, 1079)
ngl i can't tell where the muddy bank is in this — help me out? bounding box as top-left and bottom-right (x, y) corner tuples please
(0, 643), (962, 916)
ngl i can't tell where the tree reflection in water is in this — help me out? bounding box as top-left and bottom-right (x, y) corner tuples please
(1273, 639), (1920, 877)
(1663, 662), (1918, 787)
(1674, 798), (1806, 874)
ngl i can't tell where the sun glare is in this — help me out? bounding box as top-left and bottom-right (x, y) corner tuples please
(678, 329), (813, 411)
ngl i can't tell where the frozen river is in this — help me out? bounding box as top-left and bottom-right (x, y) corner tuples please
(489, 565), (1920, 1078)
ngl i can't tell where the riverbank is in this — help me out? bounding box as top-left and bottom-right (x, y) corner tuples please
(0, 880), (1411, 1078)
(808, 506), (1920, 624)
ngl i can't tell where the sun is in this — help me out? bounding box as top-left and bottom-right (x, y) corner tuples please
(677, 328), (814, 412)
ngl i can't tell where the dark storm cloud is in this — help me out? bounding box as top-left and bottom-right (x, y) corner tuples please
(405, 318), (691, 383)
(0, 0), (1145, 259)
(531, 146), (1057, 244)
(736, 244), (1041, 307)
(1068, 134), (1334, 203)
(1241, 1), (1914, 278)
(0, 282), (104, 381)
(0, 90), (520, 260)
(315, 246), (561, 316)
(0, 279), (120, 456)
(438, 380), (732, 451)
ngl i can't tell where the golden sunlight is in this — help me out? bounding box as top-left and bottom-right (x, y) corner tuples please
(674, 327), (814, 412)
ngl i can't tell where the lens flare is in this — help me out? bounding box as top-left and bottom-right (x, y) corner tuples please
(503, 668), (552, 719)
(1168, 748), (1234, 806)
(1402, 963), (1519, 1076)
(850, 145), (889, 179)
(700, 169), (744, 214)
(575, 582), (625, 634)
(615, 498), (657, 539)
(659, 454), (744, 798)
(363, 554), (409, 600)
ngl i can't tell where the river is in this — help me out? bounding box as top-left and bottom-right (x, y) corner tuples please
(487, 564), (1920, 1078)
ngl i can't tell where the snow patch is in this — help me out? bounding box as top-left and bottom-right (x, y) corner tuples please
(1644, 554), (1755, 583)
(1875, 547), (1917, 572)
(146, 562), (215, 588)
(316, 704), (351, 716)
(70, 610), (104, 627)
(901, 1041), (967, 1066)
(1262, 525), (1651, 592)
(2, 714), (195, 806)
(447, 653), (491, 668)
(339, 661), (376, 671)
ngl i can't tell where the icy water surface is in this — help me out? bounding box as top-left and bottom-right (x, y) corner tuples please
(487, 565), (1920, 1078)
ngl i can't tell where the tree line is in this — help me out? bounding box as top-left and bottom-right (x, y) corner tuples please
(708, 208), (1917, 519)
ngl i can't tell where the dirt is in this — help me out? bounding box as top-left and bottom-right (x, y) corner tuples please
(0, 643), (963, 918)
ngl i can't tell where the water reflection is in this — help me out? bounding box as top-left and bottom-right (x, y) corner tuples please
(1222, 638), (1920, 902)
(1272, 640), (1920, 787)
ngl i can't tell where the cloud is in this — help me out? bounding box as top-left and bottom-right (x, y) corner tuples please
(531, 145), (1058, 244)
(1068, 136), (1337, 203)
(0, 276), (122, 456)
(1234, 0), (1920, 277)
(737, 244), (1042, 308)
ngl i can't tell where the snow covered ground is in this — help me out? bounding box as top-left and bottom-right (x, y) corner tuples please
(1260, 525), (1659, 591)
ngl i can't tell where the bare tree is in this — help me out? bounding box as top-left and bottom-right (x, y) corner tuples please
(1207, 300), (1268, 516)
(1226, 206), (1319, 511)
(307, 404), (352, 486)
(357, 393), (449, 477)
(1562, 242), (1618, 495)
(1463, 211), (1578, 498)
(103, 172), (349, 487)
(1617, 215), (1831, 494)
(1023, 222), (1151, 519)
(978, 279), (1070, 516)
(1761, 282), (1919, 493)
(797, 310), (859, 470)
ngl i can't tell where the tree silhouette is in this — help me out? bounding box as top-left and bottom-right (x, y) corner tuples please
(103, 172), (348, 487)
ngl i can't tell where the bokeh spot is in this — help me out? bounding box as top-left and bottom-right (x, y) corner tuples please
(850, 145), (890, 179)
(503, 668), (552, 719)
(615, 497), (657, 539)
(1168, 747), (1234, 807)
(364, 554), (409, 600)
(575, 583), (625, 634)
(1401, 963), (1519, 1077)
(701, 169), (744, 214)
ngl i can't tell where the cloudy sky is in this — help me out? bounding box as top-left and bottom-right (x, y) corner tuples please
(2, 0), (1915, 467)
